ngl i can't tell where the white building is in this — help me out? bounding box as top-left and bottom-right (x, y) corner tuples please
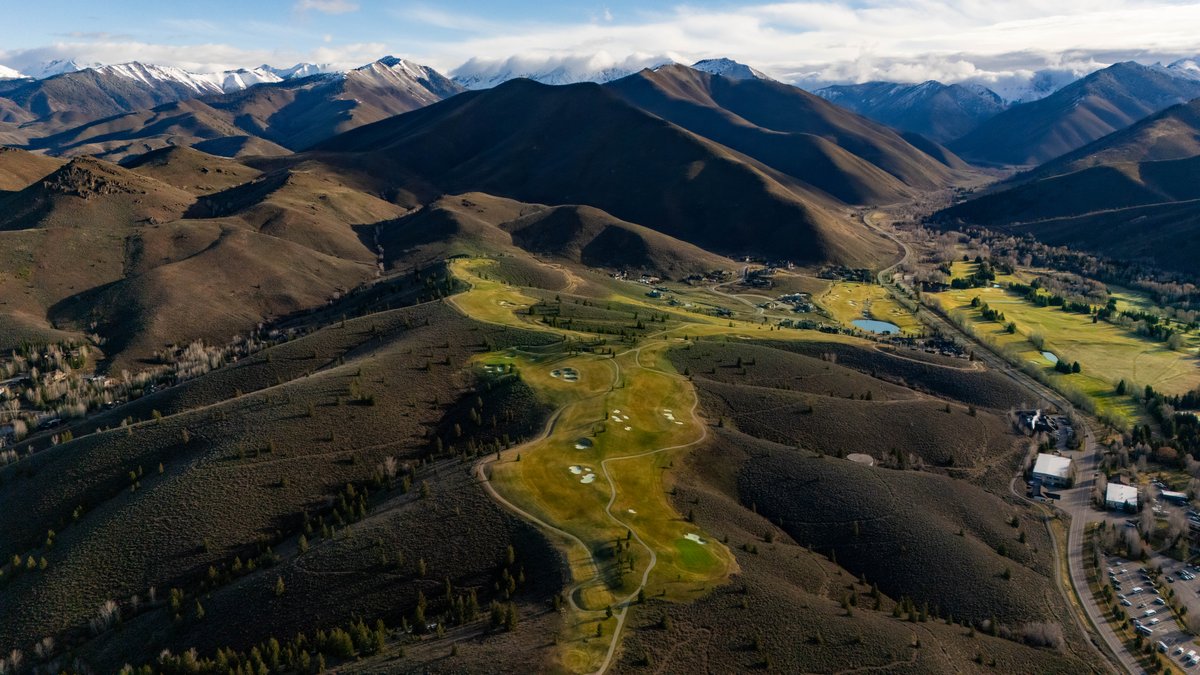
(1106, 483), (1140, 512)
(1032, 453), (1073, 487)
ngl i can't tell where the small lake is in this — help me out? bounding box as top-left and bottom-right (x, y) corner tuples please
(852, 319), (901, 334)
(1042, 351), (1059, 364)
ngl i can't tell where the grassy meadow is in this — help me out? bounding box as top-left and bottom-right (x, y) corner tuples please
(929, 262), (1200, 426)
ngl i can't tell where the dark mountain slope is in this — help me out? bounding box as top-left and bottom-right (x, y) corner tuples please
(609, 66), (960, 197)
(377, 191), (732, 276)
(313, 78), (893, 267)
(1024, 97), (1200, 179)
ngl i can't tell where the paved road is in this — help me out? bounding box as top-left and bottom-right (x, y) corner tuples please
(863, 212), (1136, 674)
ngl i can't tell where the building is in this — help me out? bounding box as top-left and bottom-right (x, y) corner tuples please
(1106, 483), (1140, 512)
(1161, 489), (1189, 505)
(1031, 453), (1073, 487)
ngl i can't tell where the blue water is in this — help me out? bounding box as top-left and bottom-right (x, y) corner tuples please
(852, 319), (901, 334)
(1042, 351), (1059, 364)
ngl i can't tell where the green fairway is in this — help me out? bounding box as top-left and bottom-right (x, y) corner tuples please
(818, 281), (923, 335)
(930, 262), (1200, 425)
(449, 256), (880, 671)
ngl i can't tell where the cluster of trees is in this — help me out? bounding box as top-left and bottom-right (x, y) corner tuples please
(126, 617), (390, 675)
(948, 225), (1198, 302)
(1007, 281), (1093, 314)
(948, 257), (999, 289)
(968, 297), (1005, 323)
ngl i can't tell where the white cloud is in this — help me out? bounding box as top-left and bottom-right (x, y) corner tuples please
(2, 0), (1199, 89)
(452, 51), (681, 87)
(0, 39), (379, 75)
(419, 0), (1200, 85)
(295, 0), (359, 14)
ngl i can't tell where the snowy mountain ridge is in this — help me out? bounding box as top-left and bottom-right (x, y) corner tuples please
(690, 58), (772, 81)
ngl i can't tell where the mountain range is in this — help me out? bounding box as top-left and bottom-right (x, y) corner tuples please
(947, 61), (1200, 166)
(814, 81), (1007, 143)
(938, 95), (1200, 273)
(0, 63), (969, 367)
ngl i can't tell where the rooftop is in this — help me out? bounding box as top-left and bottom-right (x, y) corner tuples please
(1032, 453), (1072, 479)
(1107, 483), (1139, 505)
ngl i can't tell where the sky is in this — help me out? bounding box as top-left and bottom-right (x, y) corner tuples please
(3, 0), (1200, 87)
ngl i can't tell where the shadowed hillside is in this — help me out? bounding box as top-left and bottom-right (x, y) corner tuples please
(608, 66), (961, 202)
(313, 78), (895, 267)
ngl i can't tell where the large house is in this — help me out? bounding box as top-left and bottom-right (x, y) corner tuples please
(1031, 453), (1073, 488)
(1106, 483), (1140, 512)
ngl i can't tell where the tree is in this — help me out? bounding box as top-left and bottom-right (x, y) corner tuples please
(1169, 332), (1186, 351)
(1071, 361), (1081, 374)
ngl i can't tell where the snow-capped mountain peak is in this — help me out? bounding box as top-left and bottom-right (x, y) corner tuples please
(451, 53), (679, 90)
(0, 64), (25, 80)
(265, 62), (338, 79)
(1165, 57), (1200, 81)
(204, 67), (283, 92)
(690, 58), (772, 81)
(26, 58), (101, 80)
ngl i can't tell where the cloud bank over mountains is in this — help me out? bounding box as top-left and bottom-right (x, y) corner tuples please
(2, 1), (1199, 91)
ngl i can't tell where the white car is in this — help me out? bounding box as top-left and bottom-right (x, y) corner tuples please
(1132, 586), (1144, 593)
(1137, 625), (1154, 636)
(1121, 599), (1132, 606)
(1144, 609), (1157, 617)
(1149, 618), (1161, 625)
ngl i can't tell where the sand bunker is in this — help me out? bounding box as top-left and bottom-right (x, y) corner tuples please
(569, 465), (583, 475)
(846, 453), (875, 467)
(624, 426), (632, 431)
(574, 438), (593, 450)
(550, 367), (579, 382)
(581, 474), (597, 484)
(684, 533), (707, 545)
(627, 509), (637, 514)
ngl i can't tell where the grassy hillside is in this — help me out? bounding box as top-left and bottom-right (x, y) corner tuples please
(0, 299), (564, 670)
(613, 391), (1095, 673)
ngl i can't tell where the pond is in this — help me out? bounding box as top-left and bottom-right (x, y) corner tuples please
(1042, 351), (1059, 364)
(852, 319), (901, 334)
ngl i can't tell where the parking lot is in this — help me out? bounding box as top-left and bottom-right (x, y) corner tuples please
(1108, 554), (1200, 668)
